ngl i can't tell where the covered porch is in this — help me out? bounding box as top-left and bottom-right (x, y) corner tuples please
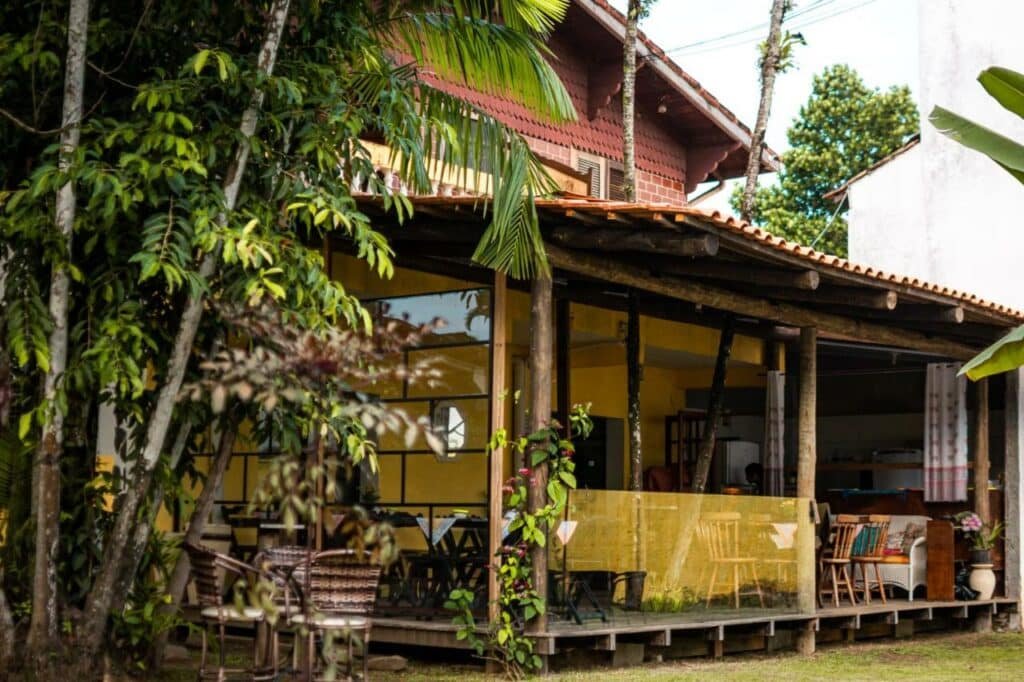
(179, 194), (1024, 661)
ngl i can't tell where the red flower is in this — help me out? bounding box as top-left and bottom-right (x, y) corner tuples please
(518, 467), (531, 476)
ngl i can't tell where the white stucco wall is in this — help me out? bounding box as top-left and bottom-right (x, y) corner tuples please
(848, 0), (1024, 310)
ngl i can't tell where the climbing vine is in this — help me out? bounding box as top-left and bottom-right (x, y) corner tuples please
(448, 402), (592, 678)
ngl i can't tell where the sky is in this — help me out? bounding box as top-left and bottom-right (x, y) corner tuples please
(607, 0), (920, 208)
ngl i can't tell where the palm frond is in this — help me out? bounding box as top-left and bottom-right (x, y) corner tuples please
(385, 11), (577, 123)
(347, 63), (555, 278)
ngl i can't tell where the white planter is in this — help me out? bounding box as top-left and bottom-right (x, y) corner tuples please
(969, 563), (996, 600)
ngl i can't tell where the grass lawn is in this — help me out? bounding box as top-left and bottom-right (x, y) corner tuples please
(158, 631), (1024, 681)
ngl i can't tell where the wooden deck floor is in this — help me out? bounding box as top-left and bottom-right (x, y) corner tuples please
(372, 597), (1019, 656)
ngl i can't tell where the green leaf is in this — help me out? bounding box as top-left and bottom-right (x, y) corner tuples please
(960, 324), (1024, 380)
(979, 67), (1024, 120)
(930, 106), (1024, 179)
(194, 49), (210, 76)
(18, 412), (32, 440)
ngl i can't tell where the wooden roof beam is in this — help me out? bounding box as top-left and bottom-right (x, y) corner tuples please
(663, 261), (820, 291)
(550, 225), (719, 257)
(758, 285), (898, 310)
(545, 243), (978, 359)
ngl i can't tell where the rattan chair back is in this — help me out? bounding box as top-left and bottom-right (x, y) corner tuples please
(306, 549), (382, 616)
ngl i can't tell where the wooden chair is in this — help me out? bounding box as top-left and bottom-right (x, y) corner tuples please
(851, 514), (890, 604)
(697, 512), (765, 609)
(819, 515), (860, 607)
(184, 542), (272, 681)
(291, 549), (382, 680)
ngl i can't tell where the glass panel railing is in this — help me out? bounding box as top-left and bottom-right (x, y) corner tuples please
(549, 490), (815, 618)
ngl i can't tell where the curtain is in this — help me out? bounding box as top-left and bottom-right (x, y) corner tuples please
(763, 370), (785, 497)
(924, 362), (968, 502)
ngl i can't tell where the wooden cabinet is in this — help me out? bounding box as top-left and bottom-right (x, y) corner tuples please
(926, 520), (955, 601)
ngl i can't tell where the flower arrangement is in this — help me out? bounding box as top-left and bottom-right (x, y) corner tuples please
(954, 511), (1003, 551)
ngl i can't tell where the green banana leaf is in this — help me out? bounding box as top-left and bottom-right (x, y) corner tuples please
(960, 324), (1024, 381)
(930, 106), (1024, 184)
(979, 67), (1024, 120)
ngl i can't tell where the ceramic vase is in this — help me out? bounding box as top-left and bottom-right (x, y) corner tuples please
(969, 563), (996, 600)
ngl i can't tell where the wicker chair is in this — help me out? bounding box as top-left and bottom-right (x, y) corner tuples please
(184, 541), (272, 681)
(254, 544), (310, 673)
(291, 549), (382, 680)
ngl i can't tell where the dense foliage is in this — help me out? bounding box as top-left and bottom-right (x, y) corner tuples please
(735, 64), (918, 256)
(0, 0), (575, 673)
(449, 403), (592, 679)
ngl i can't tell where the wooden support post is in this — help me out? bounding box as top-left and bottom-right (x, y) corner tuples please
(627, 292), (642, 491)
(557, 297), (571, 433)
(974, 378), (991, 524)
(488, 272), (508, 627)
(796, 327), (817, 655)
(527, 273), (553, 636)
(692, 317), (736, 492)
(1005, 370), (1024, 607)
(797, 327), (817, 500)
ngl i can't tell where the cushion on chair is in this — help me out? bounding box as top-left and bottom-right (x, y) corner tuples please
(201, 605), (266, 621)
(900, 522), (926, 554)
(289, 613), (368, 629)
(877, 554), (911, 564)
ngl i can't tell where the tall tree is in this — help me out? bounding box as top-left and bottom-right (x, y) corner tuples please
(621, 0), (653, 202)
(0, 0), (576, 673)
(27, 0), (89, 660)
(736, 64), (918, 255)
(739, 0), (789, 221)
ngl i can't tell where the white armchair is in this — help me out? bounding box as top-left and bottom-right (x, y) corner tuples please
(874, 515), (929, 600)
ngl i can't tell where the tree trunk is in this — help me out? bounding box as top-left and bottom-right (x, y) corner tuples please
(621, 0), (641, 201)
(27, 0), (90, 660)
(109, 419), (195, 618)
(0, 568), (14, 673)
(162, 418), (236, 606)
(526, 274), (553, 637)
(691, 317), (736, 493)
(740, 0), (787, 222)
(627, 292), (642, 490)
(75, 0), (292, 661)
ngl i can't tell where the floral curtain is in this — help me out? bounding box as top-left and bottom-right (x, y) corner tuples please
(764, 370), (785, 497)
(924, 362), (968, 502)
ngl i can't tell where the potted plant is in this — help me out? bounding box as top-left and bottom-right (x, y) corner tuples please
(954, 511), (1003, 600)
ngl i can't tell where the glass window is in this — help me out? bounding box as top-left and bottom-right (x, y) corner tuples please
(367, 289), (490, 346)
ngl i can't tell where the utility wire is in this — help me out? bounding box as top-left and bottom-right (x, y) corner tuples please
(664, 0), (836, 54)
(667, 0), (881, 57)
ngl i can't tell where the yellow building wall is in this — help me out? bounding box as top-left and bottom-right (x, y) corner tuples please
(173, 254), (774, 533)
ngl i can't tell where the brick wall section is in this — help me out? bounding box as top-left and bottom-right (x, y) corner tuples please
(636, 169), (686, 204)
(526, 134), (688, 204)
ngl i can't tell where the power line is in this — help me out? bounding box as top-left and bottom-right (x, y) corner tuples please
(666, 0), (881, 57)
(664, 0), (836, 54)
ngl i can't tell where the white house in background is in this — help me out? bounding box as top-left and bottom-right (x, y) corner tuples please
(835, 0), (1024, 311)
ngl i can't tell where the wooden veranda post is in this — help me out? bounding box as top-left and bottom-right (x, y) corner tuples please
(973, 378), (991, 524)
(488, 273), (508, 626)
(796, 326), (817, 655)
(796, 327), (817, 500)
(527, 273), (554, 635)
(627, 292), (642, 490)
